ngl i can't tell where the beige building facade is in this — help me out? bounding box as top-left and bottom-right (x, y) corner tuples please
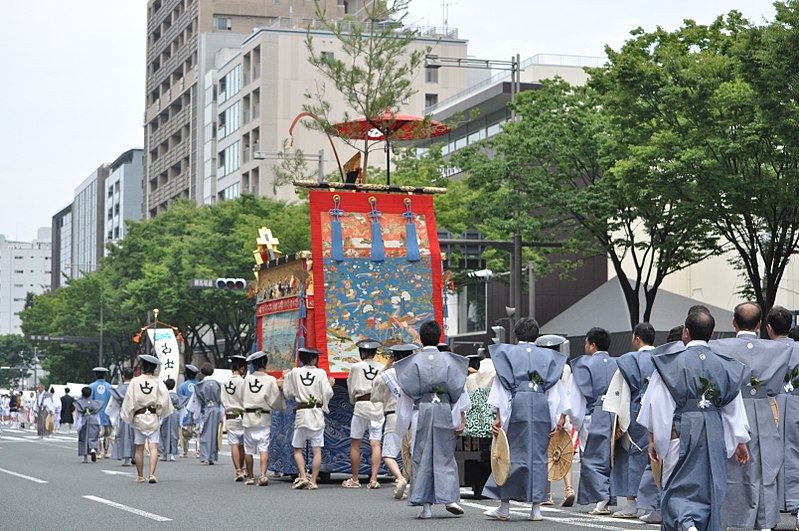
(144, 0), (362, 217)
(200, 23), (469, 204)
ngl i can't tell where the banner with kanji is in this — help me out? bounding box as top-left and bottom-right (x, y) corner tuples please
(147, 328), (181, 382)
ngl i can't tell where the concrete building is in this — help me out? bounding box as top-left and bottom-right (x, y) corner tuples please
(419, 54), (607, 351)
(0, 229), (52, 334)
(103, 149), (144, 249)
(199, 21), (469, 204)
(71, 165), (109, 279)
(51, 149), (144, 290)
(144, 0), (359, 217)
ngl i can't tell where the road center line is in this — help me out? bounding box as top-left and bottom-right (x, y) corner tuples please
(0, 466), (48, 484)
(83, 495), (172, 522)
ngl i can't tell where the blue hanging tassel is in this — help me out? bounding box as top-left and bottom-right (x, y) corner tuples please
(402, 198), (420, 262)
(368, 197), (385, 261)
(329, 195), (345, 261)
(299, 294), (307, 319)
(298, 324), (307, 348)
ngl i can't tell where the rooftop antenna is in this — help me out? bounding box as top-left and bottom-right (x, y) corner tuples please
(441, 0), (456, 31)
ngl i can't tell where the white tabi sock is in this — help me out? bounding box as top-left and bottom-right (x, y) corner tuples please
(621, 498), (637, 514)
(498, 501), (510, 516)
(595, 499), (608, 511)
(417, 503), (432, 519)
(530, 503), (543, 520)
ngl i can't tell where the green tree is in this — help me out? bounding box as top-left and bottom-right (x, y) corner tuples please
(596, 8), (799, 319)
(303, 0), (431, 180)
(453, 77), (718, 328)
(0, 335), (34, 388)
(21, 195), (311, 383)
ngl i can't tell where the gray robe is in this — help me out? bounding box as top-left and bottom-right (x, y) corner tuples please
(195, 379), (222, 463)
(394, 348), (468, 506)
(636, 341), (685, 511)
(483, 343), (566, 502)
(110, 383), (134, 460)
(160, 391), (188, 456)
(74, 398), (103, 457)
(775, 338), (799, 511)
(653, 345), (746, 531)
(571, 352), (618, 505)
(612, 350), (654, 497)
(710, 336), (791, 529)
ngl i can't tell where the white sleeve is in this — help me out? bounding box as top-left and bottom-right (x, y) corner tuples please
(602, 369), (631, 432)
(487, 377), (511, 430)
(546, 380), (569, 429)
(395, 391), (413, 437)
(451, 386), (471, 428)
(566, 375), (587, 429)
(720, 392), (751, 458)
(637, 371), (675, 458)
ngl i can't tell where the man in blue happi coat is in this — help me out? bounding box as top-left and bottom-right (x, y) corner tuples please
(89, 367), (113, 458)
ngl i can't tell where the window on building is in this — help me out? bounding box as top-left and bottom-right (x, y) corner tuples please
(425, 66), (438, 83)
(424, 93), (438, 108)
(14, 270), (23, 274)
(321, 51), (334, 61)
(214, 16), (232, 30)
(218, 141), (241, 177)
(14, 256), (22, 259)
(458, 283), (486, 334)
(218, 66), (240, 104)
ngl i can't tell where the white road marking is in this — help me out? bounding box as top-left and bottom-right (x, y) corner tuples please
(101, 469), (136, 477)
(83, 495), (172, 522)
(0, 466), (49, 484)
(460, 501), (652, 530)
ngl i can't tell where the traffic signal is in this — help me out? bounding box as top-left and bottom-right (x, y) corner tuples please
(215, 278), (247, 290)
(491, 325), (506, 344)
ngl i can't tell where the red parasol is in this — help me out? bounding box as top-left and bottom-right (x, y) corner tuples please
(331, 110), (451, 185)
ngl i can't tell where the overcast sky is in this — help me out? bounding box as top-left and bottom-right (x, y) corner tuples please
(0, 0), (778, 242)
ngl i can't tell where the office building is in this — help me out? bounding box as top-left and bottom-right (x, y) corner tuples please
(0, 229), (52, 334)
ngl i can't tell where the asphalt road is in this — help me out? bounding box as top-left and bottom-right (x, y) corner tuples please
(1, 426), (796, 530)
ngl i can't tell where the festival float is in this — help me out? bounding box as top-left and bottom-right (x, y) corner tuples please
(252, 179), (448, 477)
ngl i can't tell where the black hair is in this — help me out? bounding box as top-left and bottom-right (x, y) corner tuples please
(436, 343), (450, 352)
(252, 354), (269, 370)
(685, 310), (715, 341)
(165, 378), (176, 391)
(230, 357), (247, 370)
(185, 366), (198, 379)
(64, 387), (70, 394)
(733, 301), (762, 331)
(688, 304), (710, 316)
(122, 368), (135, 380)
(633, 322), (656, 346)
(766, 305), (793, 336)
(298, 350), (319, 366)
(359, 347), (377, 359)
(419, 320), (442, 347)
(200, 363), (214, 377)
(666, 325), (684, 343)
(49, 387), (54, 394)
(81, 386), (92, 398)
(141, 359), (158, 374)
(514, 318), (540, 343)
(94, 371), (106, 380)
(789, 325), (799, 342)
(586, 327), (611, 352)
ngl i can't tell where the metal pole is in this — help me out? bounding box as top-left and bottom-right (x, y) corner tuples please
(317, 149), (324, 182)
(528, 260), (535, 320)
(513, 233), (522, 326)
(99, 298), (104, 367)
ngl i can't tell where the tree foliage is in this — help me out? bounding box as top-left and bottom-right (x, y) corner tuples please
(303, 0), (431, 178)
(596, 5), (799, 319)
(20, 196), (310, 383)
(0, 335), (35, 389)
